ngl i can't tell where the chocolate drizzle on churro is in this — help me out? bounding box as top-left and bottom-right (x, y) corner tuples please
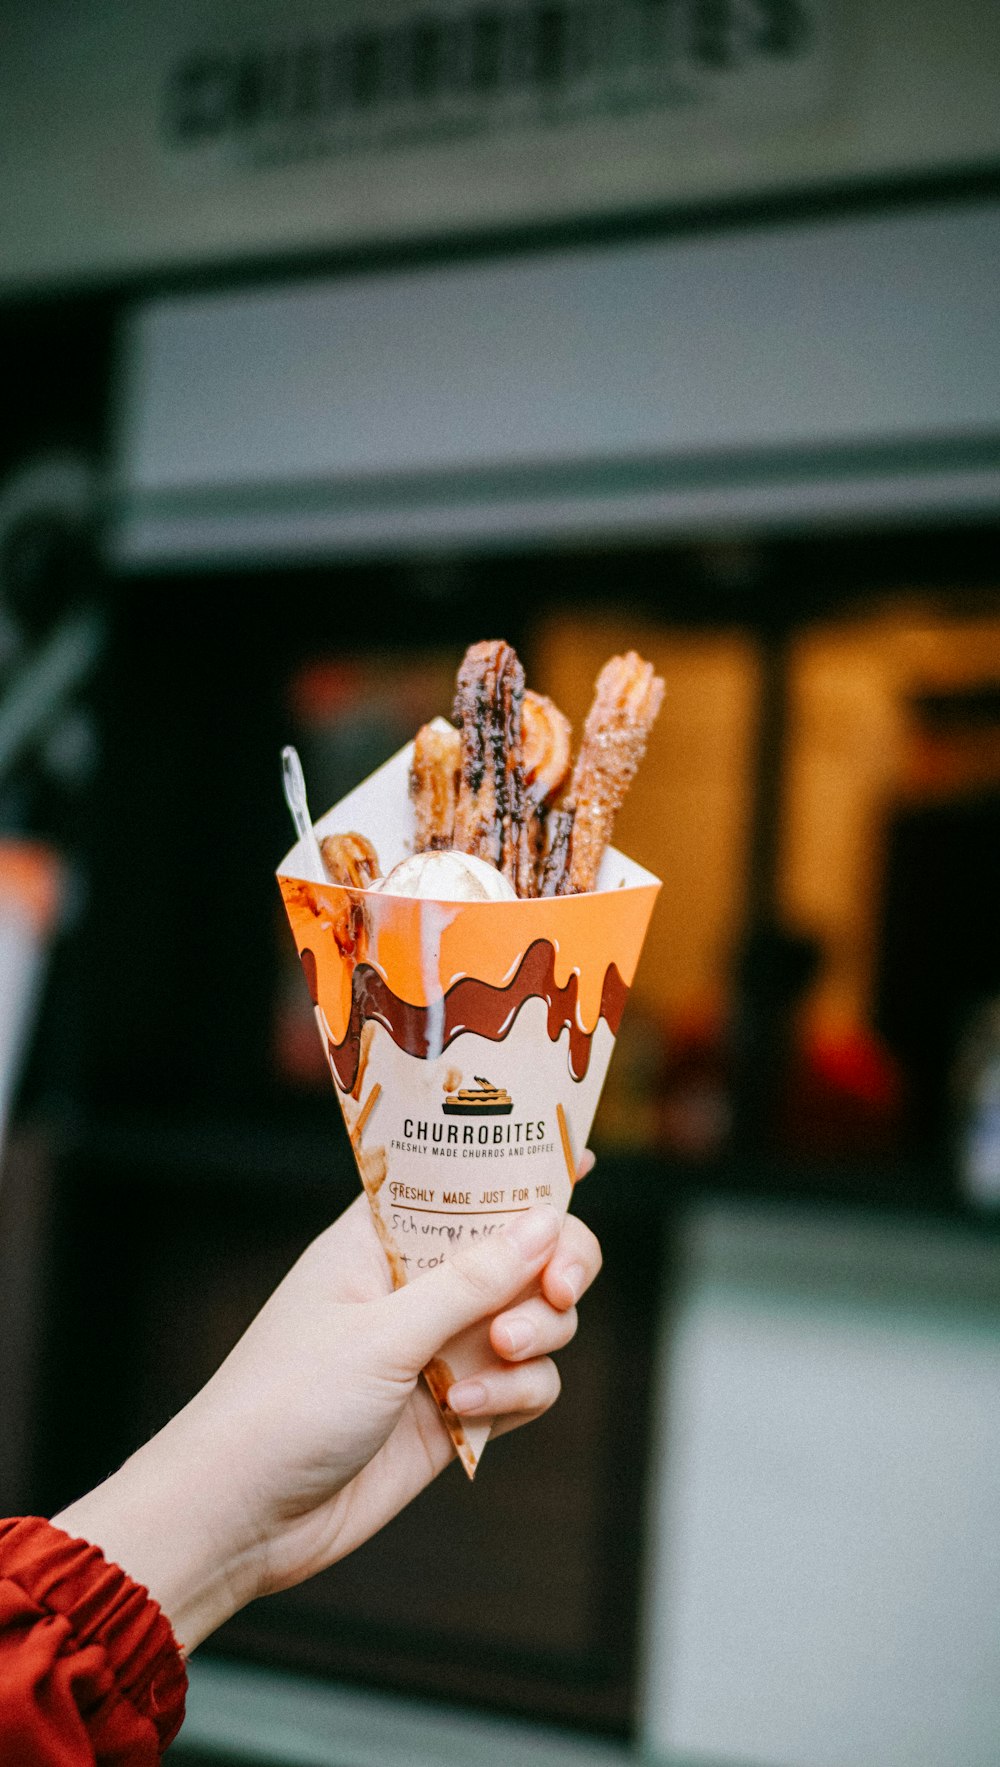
(452, 640), (532, 892)
(324, 936), (628, 1093)
(538, 807), (575, 897)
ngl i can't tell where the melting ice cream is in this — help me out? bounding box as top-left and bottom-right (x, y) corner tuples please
(374, 849), (517, 902)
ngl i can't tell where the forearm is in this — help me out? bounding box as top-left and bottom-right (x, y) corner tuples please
(53, 1406), (257, 1656)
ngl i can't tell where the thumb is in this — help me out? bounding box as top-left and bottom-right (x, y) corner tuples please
(375, 1206), (561, 1376)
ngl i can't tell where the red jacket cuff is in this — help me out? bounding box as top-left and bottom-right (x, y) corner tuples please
(0, 1516), (188, 1752)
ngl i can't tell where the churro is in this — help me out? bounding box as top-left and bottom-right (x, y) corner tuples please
(452, 640), (531, 893)
(538, 806), (575, 897)
(320, 831), (381, 888)
(317, 642), (661, 900)
(410, 720), (461, 851)
(546, 651), (664, 896)
(521, 690), (572, 897)
(522, 690), (572, 806)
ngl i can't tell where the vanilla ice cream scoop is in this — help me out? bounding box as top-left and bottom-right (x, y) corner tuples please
(374, 850), (517, 902)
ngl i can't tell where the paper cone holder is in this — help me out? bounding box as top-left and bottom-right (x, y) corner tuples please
(279, 739), (660, 1475)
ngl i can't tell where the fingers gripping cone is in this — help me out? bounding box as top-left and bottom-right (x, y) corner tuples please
(278, 741), (660, 1476)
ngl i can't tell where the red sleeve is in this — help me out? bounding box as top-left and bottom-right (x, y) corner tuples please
(0, 1517), (187, 1767)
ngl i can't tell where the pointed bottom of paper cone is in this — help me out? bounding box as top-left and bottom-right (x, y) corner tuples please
(422, 1357), (491, 1479)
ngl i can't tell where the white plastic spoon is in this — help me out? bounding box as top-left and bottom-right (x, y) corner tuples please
(281, 744), (326, 883)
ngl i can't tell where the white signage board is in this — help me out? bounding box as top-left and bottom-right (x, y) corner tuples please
(111, 202), (1000, 565)
(1, 0), (998, 291)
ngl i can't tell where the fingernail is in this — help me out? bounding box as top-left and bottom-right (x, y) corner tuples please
(496, 1317), (533, 1356)
(505, 1205), (559, 1259)
(560, 1262), (586, 1304)
(448, 1380), (488, 1413)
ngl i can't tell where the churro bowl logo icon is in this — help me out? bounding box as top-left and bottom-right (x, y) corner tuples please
(278, 737), (660, 1476)
(443, 1076), (512, 1116)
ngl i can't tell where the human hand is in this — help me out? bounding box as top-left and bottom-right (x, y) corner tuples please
(54, 1168), (600, 1655)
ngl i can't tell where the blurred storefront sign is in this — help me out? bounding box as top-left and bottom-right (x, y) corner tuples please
(1, 0), (998, 290)
(160, 0), (827, 169)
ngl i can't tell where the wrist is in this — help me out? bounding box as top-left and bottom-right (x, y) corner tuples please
(53, 1408), (262, 1654)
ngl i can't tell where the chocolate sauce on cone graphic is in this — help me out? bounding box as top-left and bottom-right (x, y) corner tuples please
(278, 741), (660, 1476)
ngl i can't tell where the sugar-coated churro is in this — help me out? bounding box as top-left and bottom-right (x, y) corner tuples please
(552, 651), (664, 895)
(320, 831), (381, 888)
(410, 720), (461, 851)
